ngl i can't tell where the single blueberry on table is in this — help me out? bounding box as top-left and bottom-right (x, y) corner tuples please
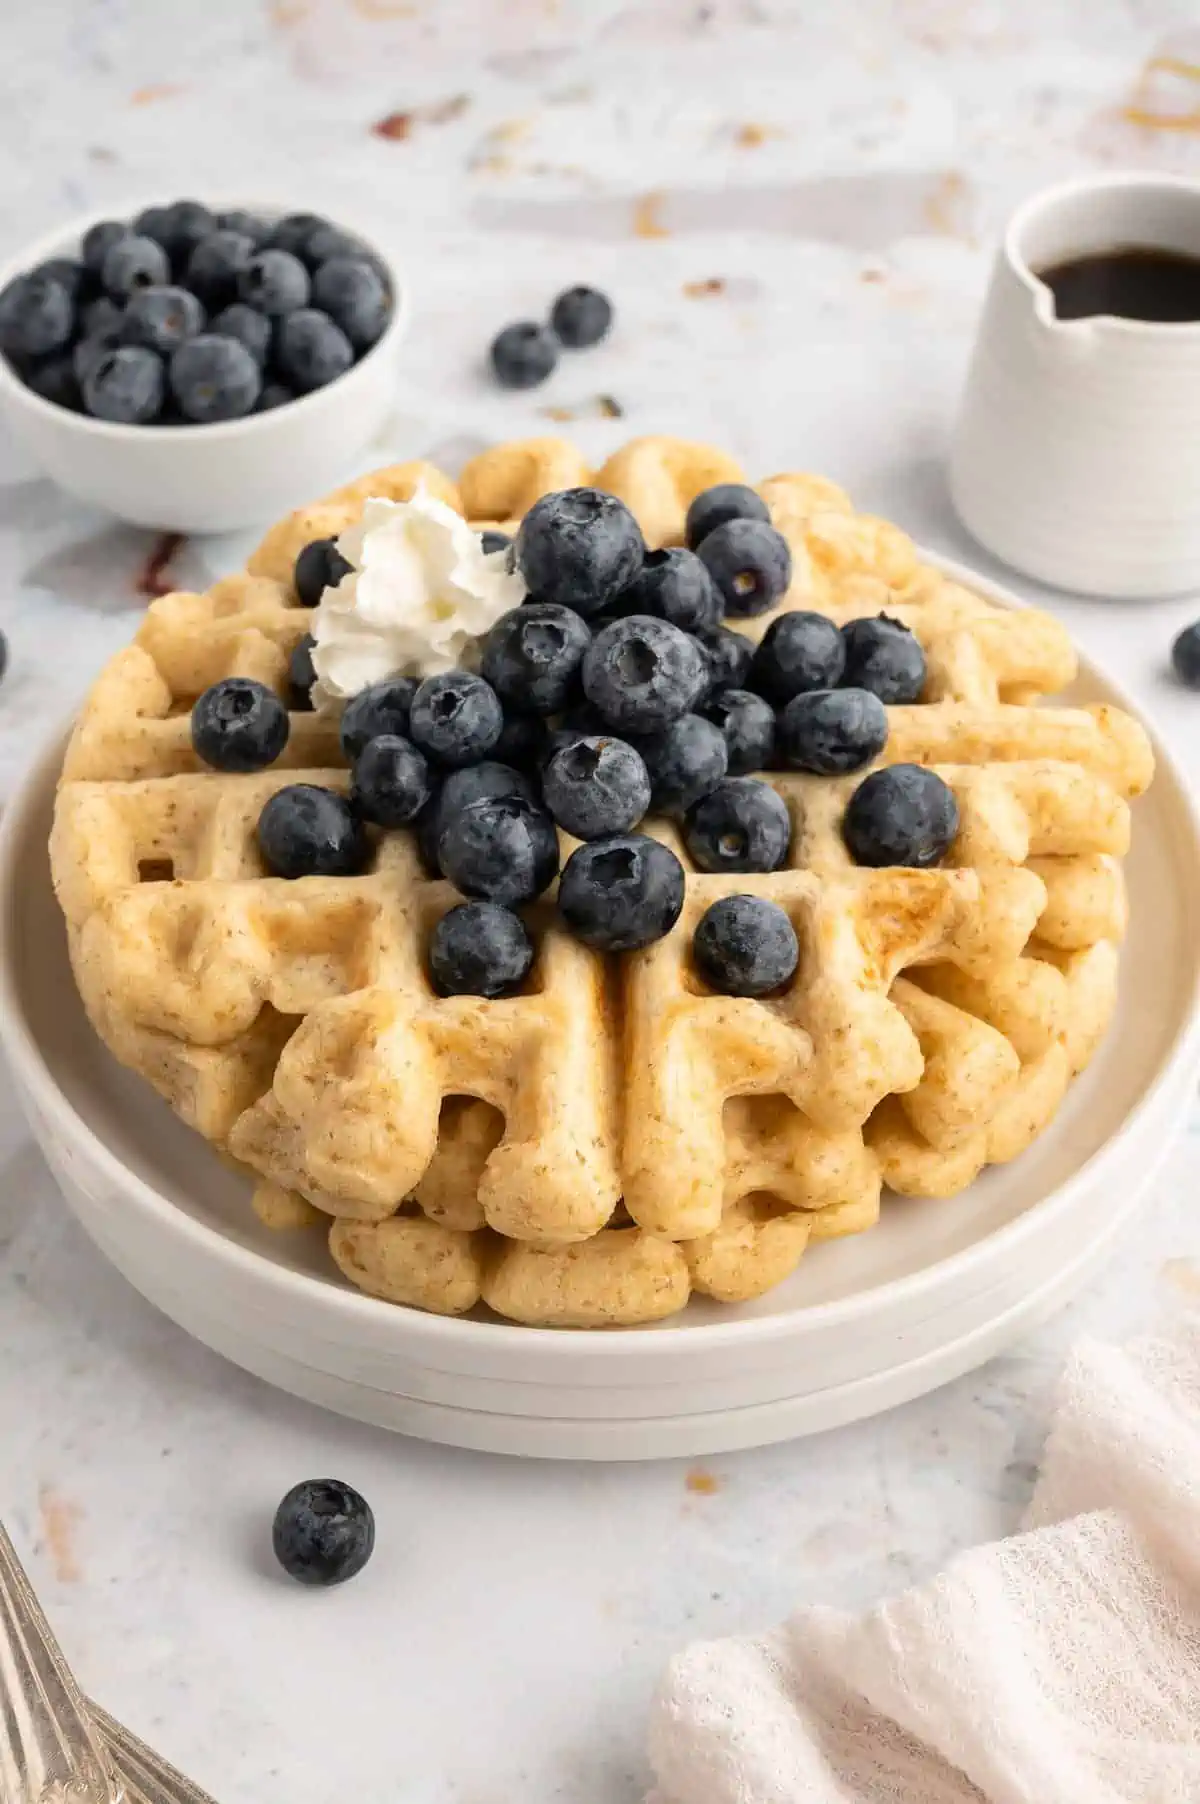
(481, 602), (591, 717)
(698, 517), (792, 618)
(339, 676), (419, 761)
(695, 624), (754, 698)
(0, 272), (74, 359)
(842, 765), (959, 869)
(294, 535), (352, 608)
(685, 482), (771, 551)
(191, 677), (289, 772)
(169, 333), (261, 422)
(257, 784), (368, 879)
(684, 777), (791, 874)
(617, 547), (721, 635)
(776, 687), (888, 776)
(429, 901), (535, 999)
(238, 248), (312, 317)
(272, 1479), (375, 1587)
(311, 255), (390, 348)
(693, 895), (800, 998)
(102, 234), (171, 301)
(516, 487), (645, 620)
(80, 220), (131, 279)
(542, 735), (652, 839)
(748, 610), (845, 705)
(700, 688), (776, 775)
(210, 302), (273, 366)
(121, 285), (205, 357)
(351, 733), (431, 827)
(490, 320), (558, 389)
(557, 834), (686, 952)
(1171, 620), (1200, 689)
(549, 285), (613, 348)
(82, 345), (165, 424)
(630, 712), (728, 814)
(437, 794), (559, 906)
(409, 670), (504, 768)
(840, 614), (926, 704)
(582, 614), (708, 733)
(276, 307), (354, 392)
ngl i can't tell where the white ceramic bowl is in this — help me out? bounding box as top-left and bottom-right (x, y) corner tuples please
(2, 557), (1198, 1457)
(0, 199), (410, 533)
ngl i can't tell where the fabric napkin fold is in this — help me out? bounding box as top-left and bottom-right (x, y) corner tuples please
(647, 1319), (1200, 1804)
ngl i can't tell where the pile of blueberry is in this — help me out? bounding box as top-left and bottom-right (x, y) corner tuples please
(490, 284), (613, 389)
(0, 203), (392, 424)
(188, 482), (959, 999)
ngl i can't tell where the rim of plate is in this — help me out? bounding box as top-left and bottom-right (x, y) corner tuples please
(3, 551), (1199, 1362)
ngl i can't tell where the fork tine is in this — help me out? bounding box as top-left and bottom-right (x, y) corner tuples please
(90, 1706), (220, 1804)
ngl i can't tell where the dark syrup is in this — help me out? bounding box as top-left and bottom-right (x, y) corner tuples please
(1036, 244), (1200, 323)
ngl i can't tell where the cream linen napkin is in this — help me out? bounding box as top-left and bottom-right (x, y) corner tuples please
(647, 1319), (1200, 1804)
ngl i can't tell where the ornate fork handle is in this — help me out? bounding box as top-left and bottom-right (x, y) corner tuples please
(90, 1708), (217, 1804)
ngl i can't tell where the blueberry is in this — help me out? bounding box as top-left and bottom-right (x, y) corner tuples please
(1172, 621), (1200, 688)
(617, 547), (721, 635)
(73, 322), (125, 387)
(481, 603), (591, 717)
(0, 272), (73, 359)
(339, 677), (418, 760)
(81, 220), (131, 279)
(31, 257), (90, 303)
(258, 784), (368, 879)
(304, 223), (386, 274)
(696, 625), (753, 696)
(210, 301), (272, 365)
(121, 285), (206, 356)
(698, 518), (792, 618)
(542, 735), (651, 839)
(269, 212), (329, 260)
(481, 529), (511, 556)
(351, 734), (432, 826)
(216, 209), (272, 247)
(549, 285), (613, 348)
(239, 248), (311, 317)
(685, 482), (771, 551)
(516, 488), (645, 620)
(843, 765), (958, 869)
(701, 688), (775, 774)
(582, 614), (707, 733)
(748, 610), (845, 704)
(684, 778), (791, 873)
(295, 536), (352, 608)
(693, 895), (799, 998)
(133, 205), (175, 247)
(157, 201), (218, 274)
(169, 333), (261, 421)
(192, 677), (289, 771)
(272, 1479), (374, 1587)
(82, 345), (164, 423)
(490, 320), (558, 389)
(430, 761), (536, 875)
(776, 688), (888, 775)
(23, 355), (80, 411)
(289, 633), (316, 710)
(631, 712), (728, 813)
(81, 295), (124, 340)
(840, 614), (926, 704)
(558, 834), (685, 951)
(493, 711), (548, 769)
(429, 901), (535, 998)
(257, 380), (294, 411)
(438, 794), (559, 905)
(0, 629), (8, 686)
(276, 307), (354, 392)
(184, 230), (254, 310)
(409, 671), (504, 767)
(310, 256), (389, 348)
(102, 234), (170, 301)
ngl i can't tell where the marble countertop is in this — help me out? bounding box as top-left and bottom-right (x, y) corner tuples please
(2, 3), (1200, 1799)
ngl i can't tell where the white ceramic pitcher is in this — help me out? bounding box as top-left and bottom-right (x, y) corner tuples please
(950, 172), (1200, 598)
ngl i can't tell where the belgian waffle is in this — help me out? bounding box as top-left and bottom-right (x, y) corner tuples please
(50, 436), (1153, 1327)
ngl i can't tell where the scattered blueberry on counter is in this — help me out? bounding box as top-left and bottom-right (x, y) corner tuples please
(490, 285), (614, 389)
(272, 1479), (375, 1587)
(0, 200), (394, 423)
(1171, 621), (1200, 690)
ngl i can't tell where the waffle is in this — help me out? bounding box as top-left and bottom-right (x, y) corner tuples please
(50, 436), (1154, 1327)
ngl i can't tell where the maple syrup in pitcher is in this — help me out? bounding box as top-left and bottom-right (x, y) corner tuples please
(1037, 243), (1200, 323)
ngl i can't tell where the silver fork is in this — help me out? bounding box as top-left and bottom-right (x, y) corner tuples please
(0, 1521), (219, 1804)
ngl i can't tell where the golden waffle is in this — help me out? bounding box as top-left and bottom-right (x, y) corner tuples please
(50, 436), (1153, 1327)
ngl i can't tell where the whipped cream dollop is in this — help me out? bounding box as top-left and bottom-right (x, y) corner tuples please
(310, 486), (525, 705)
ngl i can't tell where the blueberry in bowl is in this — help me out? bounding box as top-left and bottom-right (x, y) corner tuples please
(0, 197), (408, 531)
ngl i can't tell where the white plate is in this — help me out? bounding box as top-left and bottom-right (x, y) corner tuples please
(3, 557), (1199, 1457)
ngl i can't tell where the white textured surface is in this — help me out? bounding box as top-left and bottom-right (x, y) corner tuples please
(1, 3), (1200, 1799)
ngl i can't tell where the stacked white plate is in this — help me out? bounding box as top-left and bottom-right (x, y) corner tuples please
(4, 559), (1199, 1458)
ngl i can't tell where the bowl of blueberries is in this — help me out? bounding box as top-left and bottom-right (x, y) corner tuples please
(0, 197), (407, 533)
